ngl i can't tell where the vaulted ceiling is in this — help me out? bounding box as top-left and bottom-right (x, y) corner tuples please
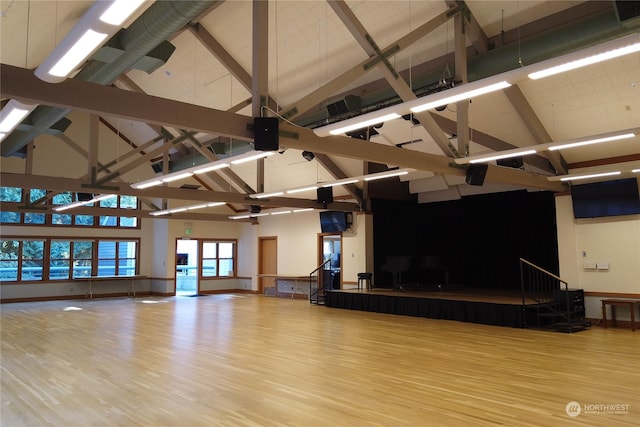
(1, 0), (639, 221)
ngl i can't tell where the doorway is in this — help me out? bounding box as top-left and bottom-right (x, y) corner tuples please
(258, 237), (277, 295)
(319, 234), (342, 290)
(176, 239), (199, 296)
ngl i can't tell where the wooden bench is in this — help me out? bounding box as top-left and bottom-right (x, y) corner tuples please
(601, 299), (640, 331)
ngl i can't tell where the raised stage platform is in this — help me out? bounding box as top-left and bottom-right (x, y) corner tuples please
(324, 288), (540, 328)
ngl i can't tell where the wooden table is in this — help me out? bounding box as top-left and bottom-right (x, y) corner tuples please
(601, 299), (640, 331)
(258, 274), (311, 299)
(77, 275), (146, 299)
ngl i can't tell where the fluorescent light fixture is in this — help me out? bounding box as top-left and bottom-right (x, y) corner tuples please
(230, 214), (251, 220)
(548, 171), (622, 182)
(548, 133), (635, 151)
(53, 201), (87, 212)
(286, 186), (318, 194)
(231, 151), (275, 165)
(53, 193), (116, 211)
(0, 100), (37, 139)
(364, 170), (409, 181)
(410, 81), (512, 113)
(131, 151), (270, 189)
(149, 210), (170, 216)
(270, 210), (292, 215)
(207, 202), (225, 207)
(456, 128), (639, 165)
(193, 163), (229, 174)
(294, 208), (314, 213)
(328, 113), (401, 136)
(463, 149), (537, 164)
(162, 172), (193, 183)
(93, 194), (117, 202)
(48, 29), (109, 78)
(170, 207), (188, 213)
(322, 179), (359, 187)
(633, 169), (640, 173)
(35, 0), (146, 83)
(132, 179), (163, 189)
(252, 191), (284, 199)
(529, 40), (640, 80)
(99, 0), (146, 25)
(186, 203), (210, 210)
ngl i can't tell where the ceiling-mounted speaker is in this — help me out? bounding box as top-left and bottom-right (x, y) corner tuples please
(465, 164), (488, 186)
(249, 205), (261, 214)
(253, 117), (279, 151)
(317, 187), (333, 206)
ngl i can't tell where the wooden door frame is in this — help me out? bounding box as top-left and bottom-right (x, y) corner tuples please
(258, 236), (277, 294)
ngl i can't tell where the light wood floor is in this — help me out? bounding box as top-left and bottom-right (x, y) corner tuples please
(1, 294), (638, 426)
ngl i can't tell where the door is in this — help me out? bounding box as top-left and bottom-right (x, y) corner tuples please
(176, 239), (198, 296)
(258, 237), (277, 295)
(319, 234), (342, 290)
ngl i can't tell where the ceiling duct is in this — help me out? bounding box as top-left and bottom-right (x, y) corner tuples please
(326, 95), (361, 118)
(1, 0), (216, 158)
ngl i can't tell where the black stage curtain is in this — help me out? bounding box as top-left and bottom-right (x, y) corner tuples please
(372, 190), (558, 290)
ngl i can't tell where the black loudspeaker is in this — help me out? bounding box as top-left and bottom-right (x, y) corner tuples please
(253, 117), (279, 151)
(249, 205), (261, 214)
(317, 187), (333, 205)
(77, 192), (93, 202)
(465, 164), (488, 186)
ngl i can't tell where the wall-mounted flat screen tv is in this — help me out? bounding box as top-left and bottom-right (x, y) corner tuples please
(320, 211), (349, 232)
(571, 178), (640, 218)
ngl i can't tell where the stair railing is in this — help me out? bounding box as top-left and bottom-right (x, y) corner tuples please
(309, 259), (331, 304)
(519, 257), (570, 328)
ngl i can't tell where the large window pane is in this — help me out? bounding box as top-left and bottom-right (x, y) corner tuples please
(0, 240), (19, 281)
(22, 240), (44, 281)
(25, 189), (46, 224)
(52, 193), (73, 225)
(202, 243), (217, 258)
(50, 241), (71, 280)
(202, 260), (217, 277)
(219, 242), (233, 258)
(219, 259), (233, 277)
(75, 215), (94, 226)
(73, 241), (93, 278)
(0, 212), (21, 223)
(0, 187), (22, 202)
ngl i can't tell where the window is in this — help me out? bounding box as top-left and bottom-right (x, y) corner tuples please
(98, 240), (137, 276)
(25, 189), (46, 224)
(0, 187), (140, 229)
(49, 240), (94, 280)
(21, 240), (45, 281)
(201, 240), (236, 278)
(0, 187), (22, 224)
(0, 237), (138, 283)
(0, 240), (19, 281)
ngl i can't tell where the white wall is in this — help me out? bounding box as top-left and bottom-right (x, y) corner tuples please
(556, 194), (640, 320)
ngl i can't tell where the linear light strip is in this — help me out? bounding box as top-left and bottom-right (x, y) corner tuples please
(455, 128), (639, 165)
(0, 100), (37, 141)
(131, 151), (274, 189)
(250, 168), (415, 199)
(53, 194), (117, 212)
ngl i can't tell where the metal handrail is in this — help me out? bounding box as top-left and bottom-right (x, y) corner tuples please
(519, 257), (567, 285)
(309, 259), (331, 304)
(520, 257), (571, 329)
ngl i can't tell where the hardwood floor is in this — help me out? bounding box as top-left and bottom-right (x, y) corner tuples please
(1, 294), (638, 426)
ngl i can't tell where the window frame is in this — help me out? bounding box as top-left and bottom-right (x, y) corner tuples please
(200, 239), (237, 279)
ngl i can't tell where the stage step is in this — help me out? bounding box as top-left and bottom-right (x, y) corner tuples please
(552, 320), (591, 333)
